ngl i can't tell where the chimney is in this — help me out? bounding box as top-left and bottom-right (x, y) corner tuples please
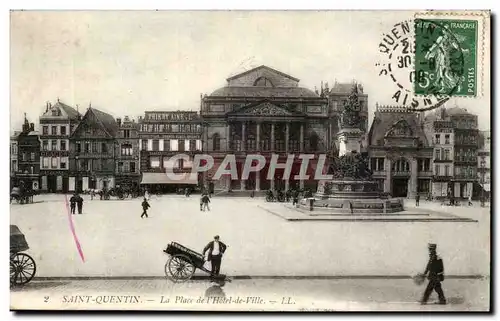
(30, 123), (35, 132)
(116, 118), (122, 127)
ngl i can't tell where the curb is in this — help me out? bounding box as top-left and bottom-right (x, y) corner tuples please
(31, 275), (487, 281)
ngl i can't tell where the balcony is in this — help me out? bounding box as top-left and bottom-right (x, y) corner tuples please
(433, 175), (453, 182)
(418, 171), (433, 178)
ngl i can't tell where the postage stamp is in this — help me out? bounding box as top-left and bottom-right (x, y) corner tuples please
(414, 19), (478, 97)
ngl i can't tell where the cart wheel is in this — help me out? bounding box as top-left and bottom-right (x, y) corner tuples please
(10, 253), (36, 286)
(165, 254), (196, 282)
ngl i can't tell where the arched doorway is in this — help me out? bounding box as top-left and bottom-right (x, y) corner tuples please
(391, 158), (410, 197)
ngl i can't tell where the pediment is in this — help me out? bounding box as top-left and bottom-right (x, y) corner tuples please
(229, 101), (304, 118)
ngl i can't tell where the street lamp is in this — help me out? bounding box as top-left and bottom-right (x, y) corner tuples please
(480, 157), (486, 207)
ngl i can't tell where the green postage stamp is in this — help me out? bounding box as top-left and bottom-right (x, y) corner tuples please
(414, 18), (478, 97)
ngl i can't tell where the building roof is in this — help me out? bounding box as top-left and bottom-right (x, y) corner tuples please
(89, 107), (119, 137)
(445, 107), (475, 116)
(226, 99), (307, 118)
(209, 86), (319, 98)
(367, 106), (429, 146)
(330, 82), (365, 94)
(226, 65), (299, 82)
(53, 101), (81, 120)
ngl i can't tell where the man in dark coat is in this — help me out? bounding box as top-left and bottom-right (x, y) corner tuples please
(69, 193), (77, 214)
(415, 194), (420, 207)
(292, 190), (299, 206)
(76, 194), (84, 214)
(201, 192), (211, 211)
(141, 197), (150, 218)
(420, 243), (447, 305)
(203, 235), (227, 278)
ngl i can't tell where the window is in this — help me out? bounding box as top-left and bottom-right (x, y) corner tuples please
(435, 149), (441, 160)
(118, 162), (124, 173)
(152, 139), (159, 151)
(178, 140), (185, 152)
(444, 134), (450, 144)
(42, 157), (49, 169)
(435, 164), (440, 175)
(42, 126), (49, 135)
(424, 159), (430, 171)
(42, 140), (48, 151)
(22, 153), (26, 161)
(184, 140), (190, 152)
(102, 142), (107, 153)
(51, 157), (58, 169)
(212, 134), (221, 151)
(60, 140), (67, 151)
(196, 139), (202, 151)
(60, 158), (67, 169)
(130, 162), (136, 173)
(189, 140), (196, 152)
(76, 141), (81, 153)
(444, 149), (450, 160)
(183, 158), (193, 169)
(51, 140), (58, 151)
(163, 140), (170, 151)
(150, 156), (160, 168)
(444, 165), (450, 176)
(141, 139), (147, 151)
(51, 126), (57, 135)
(60, 126), (67, 136)
(172, 125), (179, 132)
(170, 139), (179, 151)
(121, 144), (133, 156)
(123, 130), (130, 138)
(435, 134), (440, 144)
(30, 152), (35, 161)
(84, 142), (90, 152)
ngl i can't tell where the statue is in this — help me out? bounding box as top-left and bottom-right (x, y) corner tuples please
(328, 150), (373, 180)
(340, 84), (362, 129)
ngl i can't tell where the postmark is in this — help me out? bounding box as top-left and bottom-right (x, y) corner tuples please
(375, 11), (487, 111)
(375, 20), (450, 111)
(414, 18), (477, 97)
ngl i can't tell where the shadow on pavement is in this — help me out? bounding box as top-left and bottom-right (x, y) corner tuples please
(10, 281), (70, 292)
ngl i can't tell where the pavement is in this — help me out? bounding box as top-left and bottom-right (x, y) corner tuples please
(10, 195), (491, 278)
(10, 277), (489, 311)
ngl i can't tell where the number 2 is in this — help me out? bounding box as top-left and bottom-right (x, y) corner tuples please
(44, 296), (49, 303)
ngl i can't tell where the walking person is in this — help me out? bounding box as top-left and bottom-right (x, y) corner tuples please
(69, 193), (77, 215)
(420, 243), (446, 305)
(141, 197), (150, 218)
(76, 194), (84, 214)
(415, 194), (420, 207)
(468, 194), (473, 206)
(292, 190), (299, 206)
(201, 192), (211, 211)
(203, 235), (227, 278)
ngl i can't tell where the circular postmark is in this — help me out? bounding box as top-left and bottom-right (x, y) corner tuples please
(375, 19), (465, 112)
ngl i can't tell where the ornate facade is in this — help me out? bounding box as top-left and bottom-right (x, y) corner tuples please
(39, 100), (81, 193)
(138, 111), (202, 192)
(69, 106), (119, 192)
(200, 65), (332, 191)
(367, 105), (433, 198)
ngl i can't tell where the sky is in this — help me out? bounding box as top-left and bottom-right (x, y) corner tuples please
(10, 10), (491, 132)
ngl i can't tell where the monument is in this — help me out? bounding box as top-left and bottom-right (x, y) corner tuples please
(300, 84), (404, 214)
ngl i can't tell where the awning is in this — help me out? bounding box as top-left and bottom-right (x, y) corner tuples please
(483, 184), (491, 192)
(140, 173), (198, 185)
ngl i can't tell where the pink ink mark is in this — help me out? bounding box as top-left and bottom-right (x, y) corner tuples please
(64, 194), (85, 262)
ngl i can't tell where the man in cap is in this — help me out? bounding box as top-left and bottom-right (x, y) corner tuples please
(420, 243), (447, 305)
(203, 235), (227, 278)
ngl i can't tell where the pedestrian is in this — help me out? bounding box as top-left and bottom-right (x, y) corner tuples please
(203, 235), (227, 279)
(69, 193), (77, 215)
(250, 190), (255, 198)
(76, 194), (84, 214)
(292, 190), (299, 206)
(141, 197), (150, 218)
(420, 243), (446, 305)
(415, 194), (420, 207)
(201, 192), (211, 211)
(468, 194), (473, 206)
(144, 189), (150, 201)
(90, 189), (95, 200)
